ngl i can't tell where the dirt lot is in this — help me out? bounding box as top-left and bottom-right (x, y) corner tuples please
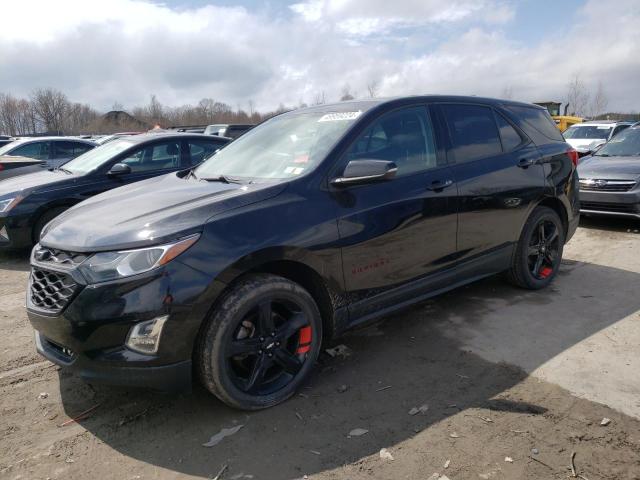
(1, 217), (640, 480)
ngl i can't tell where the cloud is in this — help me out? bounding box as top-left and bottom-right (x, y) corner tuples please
(0, 0), (638, 113)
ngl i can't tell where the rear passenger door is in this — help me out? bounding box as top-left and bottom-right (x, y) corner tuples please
(436, 103), (544, 271)
(334, 105), (458, 319)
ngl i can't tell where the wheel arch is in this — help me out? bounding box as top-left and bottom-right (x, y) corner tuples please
(31, 199), (79, 243)
(535, 196), (569, 240)
(209, 247), (343, 343)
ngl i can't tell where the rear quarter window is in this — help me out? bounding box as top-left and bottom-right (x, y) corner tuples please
(440, 104), (502, 163)
(506, 105), (564, 142)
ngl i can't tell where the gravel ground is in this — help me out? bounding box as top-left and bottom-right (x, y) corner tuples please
(1, 217), (639, 480)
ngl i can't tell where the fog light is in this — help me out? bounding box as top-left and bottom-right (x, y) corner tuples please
(0, 226), (9, 242)
(125, 315), (168, 354)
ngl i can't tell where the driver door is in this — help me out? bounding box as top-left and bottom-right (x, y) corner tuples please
(333, 105), (458, 320)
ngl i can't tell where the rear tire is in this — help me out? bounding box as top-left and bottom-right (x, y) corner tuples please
(197, 274), (322, 410)
(507, 206), (565, 290)
(32, 207), (68, 244)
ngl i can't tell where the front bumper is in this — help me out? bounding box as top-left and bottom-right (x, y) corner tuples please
(579, 188), (640, 219)
(26, 258), (217, 392)
(35, 331), (192, 391)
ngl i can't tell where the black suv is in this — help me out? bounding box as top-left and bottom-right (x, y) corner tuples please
(27, 96), (579, 410)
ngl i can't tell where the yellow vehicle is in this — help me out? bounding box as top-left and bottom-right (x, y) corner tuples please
(533, 101), (583, 132)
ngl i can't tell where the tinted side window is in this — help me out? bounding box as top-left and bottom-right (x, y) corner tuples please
(188, 139), (222, 165)
(121, 141), (183, 173)
(506, 105), (564, 142)
(612, 125), (630, 138)
(441, 104), (502, 163)
(10, 141), (48, 159)
(495, 113), (523, 151)
(345, 106), (437, 175)
(52, 141), (78, 159)
(74, 143), (94, 156)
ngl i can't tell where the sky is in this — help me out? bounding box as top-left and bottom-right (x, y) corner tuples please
(0, 0), (638, 113)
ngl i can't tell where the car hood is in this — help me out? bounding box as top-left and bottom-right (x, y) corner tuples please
(0, 169), (72, 198)
(0, 155), (42, 165)
(41, 172), (287, 252)
(565, 138), (607, 151)
(577, 155), (640, 179)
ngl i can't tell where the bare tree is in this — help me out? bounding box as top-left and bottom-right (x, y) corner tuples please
(566, 74), (590, 117)
(367, 80), (380, 98)
(31, 88), (70, 133)
(313, 91), (326, 105)
(589, 81), (608, 117)
(340, 84), (355, 102)
(500, 85), (514, 100)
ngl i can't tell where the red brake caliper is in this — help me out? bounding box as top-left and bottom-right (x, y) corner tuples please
(296, 326), (312, 354)
(539, 266), (553, 279)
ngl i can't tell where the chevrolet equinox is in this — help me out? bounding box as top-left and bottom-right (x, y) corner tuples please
(27, 96), (580, 410)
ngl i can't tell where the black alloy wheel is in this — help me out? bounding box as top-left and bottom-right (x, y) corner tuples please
(527, 219), (561, 280)
(197, 273), (322, 410)
(507, 206), (565, 289)
(225, 298), (312, 395)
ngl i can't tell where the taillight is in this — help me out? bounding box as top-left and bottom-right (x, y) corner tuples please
(0, 164), (3, 171)
(567, 148), (579, 167)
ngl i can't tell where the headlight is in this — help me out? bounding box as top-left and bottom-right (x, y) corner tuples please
(0, 196), (22, 213)
(78, 234), (200, 283)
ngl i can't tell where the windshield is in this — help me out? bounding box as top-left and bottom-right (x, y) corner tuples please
(595, 127), (640, 157)
(0, 139), (23, 155)
(194, 111), (361, 181)
(63, 138), (137, 174)
(564, 125), (612, 140)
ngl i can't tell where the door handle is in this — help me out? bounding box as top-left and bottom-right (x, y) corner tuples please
(427, 179), (454, 192)
(517, 157), (537, 168)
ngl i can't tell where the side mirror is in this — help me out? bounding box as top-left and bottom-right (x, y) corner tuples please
(107, 163), (132, 176)
(331, 159), (397, 186)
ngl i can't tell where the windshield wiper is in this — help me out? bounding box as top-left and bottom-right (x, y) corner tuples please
(54, 167), (73, 174)
(200, 174), (244, 184)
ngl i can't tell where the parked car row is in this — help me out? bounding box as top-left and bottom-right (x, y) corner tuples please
(577, 123), (640, 219)
(563, 120), (634, 157)
(2, 95), (582, 410)
(0, 133), (230, 248)
(0, 137), (97, 180)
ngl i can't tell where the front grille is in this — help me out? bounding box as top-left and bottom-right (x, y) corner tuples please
(33, 246), (88, 268)
(579, 179), (637, 192)
(581, 201), (638, 213)
(30, 268), (78, 312)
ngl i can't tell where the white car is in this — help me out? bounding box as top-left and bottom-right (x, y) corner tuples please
(564, 121), (633, 155)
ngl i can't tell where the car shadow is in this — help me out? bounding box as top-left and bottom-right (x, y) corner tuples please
(0, 248), (31, 272)
(57, 259), (640, 479)
(579, 215), (639, 233)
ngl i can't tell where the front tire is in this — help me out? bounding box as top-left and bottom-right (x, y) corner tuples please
(507, 206), (565, 290)
(197, 274), (322, 410)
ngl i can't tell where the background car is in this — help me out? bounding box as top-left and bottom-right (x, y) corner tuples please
(203, 124), (254, 139)
(26, 96), (579, 410)
(94, 132), (142, 145)
(563, 120), (634, 157)
(0, 135), (16, 148)
(0, 137), (97, 180)
(0, 133), (230, 248)
(577, 124), (640, 219)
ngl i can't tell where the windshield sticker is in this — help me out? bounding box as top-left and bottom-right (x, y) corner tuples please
(294, 154), (309, 163)
(318, 111), (362, 122)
